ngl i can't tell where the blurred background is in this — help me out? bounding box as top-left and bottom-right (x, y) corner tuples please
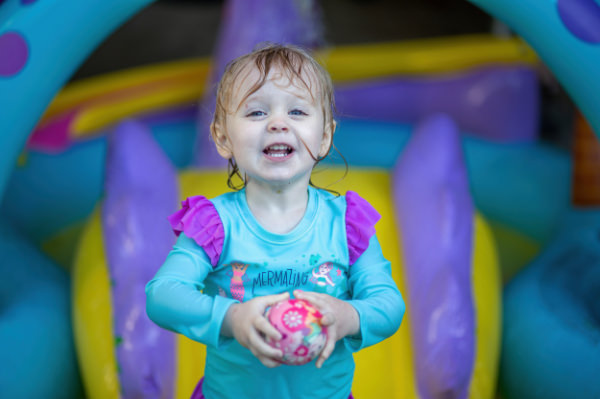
(74, 0), (492, 78)
(73, 0), (573, 147)
(2, 0), (598, 398)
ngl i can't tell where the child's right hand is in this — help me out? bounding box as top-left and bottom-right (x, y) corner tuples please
(222, 292), (290, 368)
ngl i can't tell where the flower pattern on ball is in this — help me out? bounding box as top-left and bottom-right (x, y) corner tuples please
(282, 307), (307, 331)
(294, 345), (309, 357)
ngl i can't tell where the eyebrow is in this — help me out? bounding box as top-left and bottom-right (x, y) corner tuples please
(243, 88), (315, 105)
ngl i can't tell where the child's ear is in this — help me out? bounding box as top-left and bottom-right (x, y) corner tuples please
(319, 120), (336, 158)
(211, 121), (233, 159)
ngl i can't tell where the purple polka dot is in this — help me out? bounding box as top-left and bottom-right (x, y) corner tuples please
(557, 0), (600, 44)
(0, 32), (29, 77)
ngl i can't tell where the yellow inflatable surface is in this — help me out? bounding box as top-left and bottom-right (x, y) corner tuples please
(320, 34), (536, 82)
(72, 168), (501, 399)
(72, 210), (120, 399)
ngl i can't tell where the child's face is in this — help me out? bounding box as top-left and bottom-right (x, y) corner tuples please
(214, 64), (332, 188)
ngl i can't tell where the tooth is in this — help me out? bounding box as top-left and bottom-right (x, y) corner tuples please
(269, 145), (289, 150)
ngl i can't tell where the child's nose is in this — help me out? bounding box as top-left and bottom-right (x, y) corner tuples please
(268, 118), (289, 133)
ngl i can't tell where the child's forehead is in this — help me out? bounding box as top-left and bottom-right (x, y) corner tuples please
(232, 62), (320, 99)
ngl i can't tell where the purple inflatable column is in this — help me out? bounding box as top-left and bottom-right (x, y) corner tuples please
(194, 0), (323, 167)
(102, 120), (178, 399)
(335, 66), (539, 143)
(392, 114), (475, 399)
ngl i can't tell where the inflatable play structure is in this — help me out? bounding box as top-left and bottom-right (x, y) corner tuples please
(1, 0), (599, 398)
(499, 113), (600, 399)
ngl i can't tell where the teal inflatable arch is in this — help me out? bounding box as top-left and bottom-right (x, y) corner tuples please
(469, 0), (600, 133)
(1, 0), (599, 198)
(0, 0), (154, 198)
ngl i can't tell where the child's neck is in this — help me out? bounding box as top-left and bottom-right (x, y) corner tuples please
(245, 180), (309, 235)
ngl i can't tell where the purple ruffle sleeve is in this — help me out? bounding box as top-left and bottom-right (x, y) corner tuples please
(167, 196), (224, 267)
(346, 191), (381, 264)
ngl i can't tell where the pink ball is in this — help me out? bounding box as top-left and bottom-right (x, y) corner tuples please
(265, 298), (328, 365)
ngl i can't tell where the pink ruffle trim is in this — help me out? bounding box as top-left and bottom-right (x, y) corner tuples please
(168, 196), (224, 267)
(346, 191), (381, 264)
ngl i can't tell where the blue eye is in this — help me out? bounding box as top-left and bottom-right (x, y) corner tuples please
(247, 110), (265, 117)
(289, 109), (307, 116)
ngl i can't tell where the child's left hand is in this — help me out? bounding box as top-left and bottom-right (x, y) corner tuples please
(293, 290), (360, 368)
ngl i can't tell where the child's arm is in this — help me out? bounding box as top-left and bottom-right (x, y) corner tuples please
(344, 234), (405, 349)
(296, 235), (405, 367)
(145, 233), (239, 348)
(147, 234), (291, 367)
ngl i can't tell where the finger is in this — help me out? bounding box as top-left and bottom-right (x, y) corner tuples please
(316, 335), (337, 369)
(293, 290), (326, 308)
(320, 312), (336, 327)
(294, 291), (332, 323)
(255, 315), (282, 341)
(262, 291), (290, 307)
(248, 330), (283, 359)
(249, 345), (282, 368)
(293, 289), (319, 301)
(293, 291), (334, 343)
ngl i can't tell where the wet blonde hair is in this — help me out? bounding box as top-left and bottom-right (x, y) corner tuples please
(210, 43), (339, 190)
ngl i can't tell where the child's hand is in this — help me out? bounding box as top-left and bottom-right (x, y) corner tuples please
(223, 292), (290, 368)
(293, 290), (360, 368)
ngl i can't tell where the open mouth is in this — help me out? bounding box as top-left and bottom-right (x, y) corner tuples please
(263, 144), (294, 158)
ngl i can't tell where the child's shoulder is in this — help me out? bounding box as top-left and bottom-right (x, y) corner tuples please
(313, 187), (377, 213)
(206, 190), (239, 209)
(168, 194), (233, 266)
(211, 189), (240, 201)
(312, 188), (381, 264)
(314, 188), (380, 227)
(169, 195), (224, 234)
(169, 190), (244, 235)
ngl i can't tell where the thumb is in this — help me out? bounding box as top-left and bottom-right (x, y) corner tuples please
(320, 312), (336, 327)
(264, 291), (290, 306)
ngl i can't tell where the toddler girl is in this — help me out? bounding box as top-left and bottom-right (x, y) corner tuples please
(146, 43), (405, 399)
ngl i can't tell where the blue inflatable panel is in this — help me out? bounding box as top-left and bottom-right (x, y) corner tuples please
(500, 209), (600, 399)
(0, 120), (195, 243)
(0, 0), (154, 196)
(0, 221), (83, 399)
